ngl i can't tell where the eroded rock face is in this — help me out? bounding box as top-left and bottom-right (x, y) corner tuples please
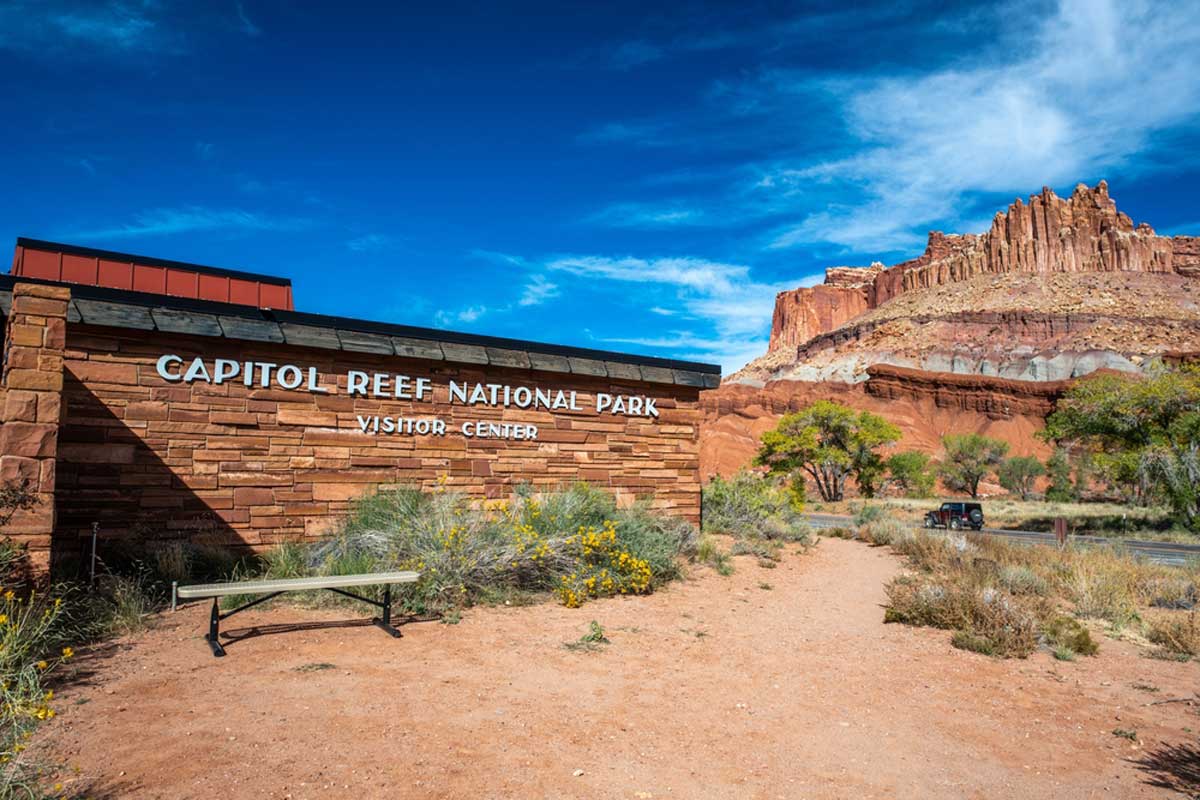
(767, 182), (1197, 353)
(767, 285), (871, 352)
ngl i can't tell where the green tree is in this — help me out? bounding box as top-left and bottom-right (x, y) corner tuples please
(1044, 448), (1076, 502)
(1041, 367), (1200, 524)
(997, 456), (1045, 500)
(755, 401), (900, 502)
(883, 450), (935, 498)
(938, 433), (1009, 498)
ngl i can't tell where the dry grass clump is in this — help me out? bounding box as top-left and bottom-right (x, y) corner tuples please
(1146, 610), (1199, 657)
(858, 517), (912, 548)
(858, 512), (1200, 660)
(883, 554), (1046, 657)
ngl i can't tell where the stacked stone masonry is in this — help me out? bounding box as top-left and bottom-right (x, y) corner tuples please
(51, 327), (702, 557)
(0, 284), (70, 568)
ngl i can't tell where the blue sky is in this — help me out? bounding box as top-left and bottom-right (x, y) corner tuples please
(2, 0), (1199, 372)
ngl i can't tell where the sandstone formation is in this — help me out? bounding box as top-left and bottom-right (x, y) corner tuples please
(743, 182), (1200, 385)
(703, 181), (1200, 480)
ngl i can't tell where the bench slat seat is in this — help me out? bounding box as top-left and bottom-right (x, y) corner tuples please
(175, 570), (421, 657)
(176, 571), (420, 599)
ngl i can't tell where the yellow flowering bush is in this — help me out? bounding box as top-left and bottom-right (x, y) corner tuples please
(278, 482), (697, 612)
(0, 582), (74, 797)
(556, 521), (653, 608)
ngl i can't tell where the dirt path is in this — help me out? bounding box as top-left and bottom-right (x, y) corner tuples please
(37, 538), (1200, 799)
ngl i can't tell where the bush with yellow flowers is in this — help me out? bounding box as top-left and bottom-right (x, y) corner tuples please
(0, 576), (75, 798)
(255, 481), (697, 613)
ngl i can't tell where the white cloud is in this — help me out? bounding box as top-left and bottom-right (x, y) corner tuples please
(74, 206), (311, 239)
(469, 249), (528, 267)
(543, 254), (805, 371)
(756, 0), (1200, 251)
(518, 275), (559, 307)
(434, 305), (487, 327)
(585, 202), (706, 229)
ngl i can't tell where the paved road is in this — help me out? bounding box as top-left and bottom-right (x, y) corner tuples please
(805, 513), (1200, 566)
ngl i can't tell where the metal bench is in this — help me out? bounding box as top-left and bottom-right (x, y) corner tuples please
(175, 571), (421, 657)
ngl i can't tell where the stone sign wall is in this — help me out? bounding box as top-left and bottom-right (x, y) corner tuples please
(42, 314), (701, 559)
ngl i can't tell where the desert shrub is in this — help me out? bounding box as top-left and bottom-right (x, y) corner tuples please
(702, 472), (810, 542)
(0, 546), (77, 799)
(858, 517), (911, 547)
(865, 522), (1200, 660)
(1043, 615), (1099, 656)
(885, 575), (1042, 657)
(1059, 557), (1141, 626)
(1147, 610), (1199, 657)
(1144, 576), (1197, 610)
(250, 483), (696, 613)
(854, 504), (886, 527)
(951, 630), (997, 655)
(998, 565), (1050, 596)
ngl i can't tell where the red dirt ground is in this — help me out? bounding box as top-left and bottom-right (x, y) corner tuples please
(35, 538), (1200, 799)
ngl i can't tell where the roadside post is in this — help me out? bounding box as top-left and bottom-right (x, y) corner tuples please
(1054, 517), (1068, 548)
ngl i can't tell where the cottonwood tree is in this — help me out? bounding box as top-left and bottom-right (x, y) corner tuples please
(998, 456), (1045, 500)
(938, 433), (1009, 498)
(1044, 449), (1077, 502)
(1043, 367), (1200, 525)
(883, 451), (936, 498)
(755, 401), (900, 501)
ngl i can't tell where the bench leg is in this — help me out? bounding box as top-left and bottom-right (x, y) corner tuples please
(205, 597), (227, 657)
(372, 586), (401, 638)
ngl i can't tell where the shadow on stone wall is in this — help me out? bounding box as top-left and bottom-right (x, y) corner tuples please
(53, 373), (243, 573)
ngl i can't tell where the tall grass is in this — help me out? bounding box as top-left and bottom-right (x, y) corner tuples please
(855, 516), (1199, 659)
(244, 483), (698, 613)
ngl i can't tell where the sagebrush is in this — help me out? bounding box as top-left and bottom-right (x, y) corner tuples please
(246, 482), (697, 613)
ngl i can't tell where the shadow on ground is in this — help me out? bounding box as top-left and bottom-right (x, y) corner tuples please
(1133, 741), (1200, 797)
(219, 612), (440, 651)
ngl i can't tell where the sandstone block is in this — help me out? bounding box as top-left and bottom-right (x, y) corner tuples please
(5, 369), (61, 392)
(68, 361), (139, 385)
(210, 411), (259, 426)
(8, 325), (44, 348)
(277, 407), (338, 427)
(0, 455), (40, 484)
(11, 296), (69, 317)
(3, 390), (38, 423)
(125, 401), (169, 421)
(312, 483), (368, 501)
(219, 471), (293, 487)
(36, 393), (61, 424)
(14, 284), (71, 301)
(0, 422), (57, 458)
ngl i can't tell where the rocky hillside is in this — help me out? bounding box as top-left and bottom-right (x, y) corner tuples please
(737, 181), (1200, 385)
(703, 182), (1200, 480)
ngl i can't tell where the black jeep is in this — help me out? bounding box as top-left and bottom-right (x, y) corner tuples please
(923, 502), (984, 531)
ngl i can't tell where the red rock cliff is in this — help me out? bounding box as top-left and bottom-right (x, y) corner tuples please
(767, 264), (882, 352)
(768, 181), (1200, 351)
